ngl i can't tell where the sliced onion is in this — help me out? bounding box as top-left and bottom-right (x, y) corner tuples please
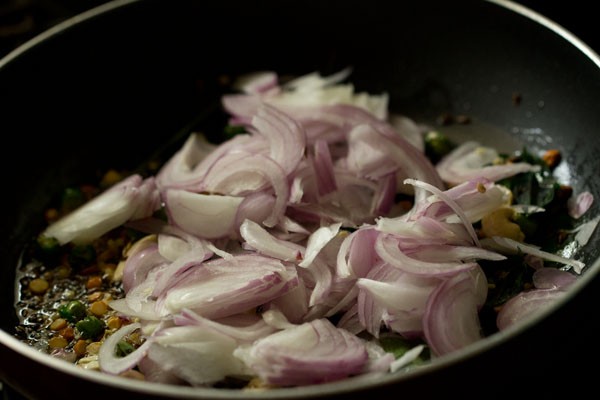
(574, 215), (600, 247)
(304, 258), (333, 307)
(375, 234), (477, 276)
(159, 254), (298, 319)
(496, 289), (566, 331)
(233, 319), (368, 386)
(108, 298), (162, 321)
(423, 271), (484, 356)
(43, 175), (159, 245)
(99, 322), (153, 375)
(48, 69), (593, 387)
(568, 191), (594, 219)
(407, 244), (505, 263)
(299, 222), (342, 268)
(164, 189), (244, 239)
(481, 236), (585, 274)
(251, 104), (306, 176)
(345, 124), (398, 180)
(151, 246), (213, 297)
(267, 284), (310, 324)
(239, 219), (302, 262)
(155, 133), (218, 191)
(312, 139), (338, 196)
(336, 227), (379, 278)
(409, 179), (510, 224)
(436, 141), (538, 186)
(532, 267), (577, 290)
(202, 152), (289, 227)
(148, 325), (246, 386)
(234, 71), (279, 94)
(344, 122), (442, 202)
(173, 309), (276, 342)
(122, 244), (166, 293)
(404, 178), (480, 246)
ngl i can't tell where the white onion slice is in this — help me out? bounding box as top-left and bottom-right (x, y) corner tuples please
(234, 71), (279, 94)
(155, 133), (218, 191)
(44, 175), (159, 245)
(164, 190), (243, 239)
(108, 298), (161, 321)
(299, 222), (342, 268)
(481, 236), (585, 274)
(148, 325), (246, 386)
(239, 219), (302, 262)
(436, 141), (538, 186)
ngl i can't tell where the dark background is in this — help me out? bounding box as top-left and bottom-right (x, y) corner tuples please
(0, 0), (597, 398)
(517, 0), (598, 53)
(1, 1), (598, 59)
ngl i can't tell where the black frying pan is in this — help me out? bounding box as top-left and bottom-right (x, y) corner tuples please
(1, 0), (599, 398)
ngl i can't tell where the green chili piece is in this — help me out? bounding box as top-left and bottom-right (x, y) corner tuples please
(36, 235), (61, 261)
(224, 125), (246, 139)
(424, 131), (455, 163)
(58, 300), (87, 323)
(379, 336), (430, 365)
(76, 316), (105, 339)
(116, 340), (135, 357)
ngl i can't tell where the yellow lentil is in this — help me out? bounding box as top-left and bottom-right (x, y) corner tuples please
(48, 336), (68, 349)
(86, 276), (103, 290)
(50, 318), (67, 331)
(29, 278), (49, 294)
(89, 301), (108, 316)
(73, 339), (88, 356)
(107, 316), (122, 330)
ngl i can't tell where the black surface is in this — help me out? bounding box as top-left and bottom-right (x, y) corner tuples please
(0, 1), (600, 399)
(518, 1), (599, 53)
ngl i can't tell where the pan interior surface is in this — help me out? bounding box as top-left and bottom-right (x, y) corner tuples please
(1, 0), (599, 398)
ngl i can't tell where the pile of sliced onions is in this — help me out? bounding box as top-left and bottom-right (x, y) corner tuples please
(43, 70), (595, 388)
